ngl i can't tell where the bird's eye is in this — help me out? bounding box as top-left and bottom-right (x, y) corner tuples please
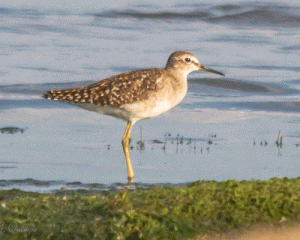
(185, 58), (191, 63)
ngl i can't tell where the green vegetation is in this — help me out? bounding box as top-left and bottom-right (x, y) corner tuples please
(1, 178), (300, 239)
(0, 127), (26, 134)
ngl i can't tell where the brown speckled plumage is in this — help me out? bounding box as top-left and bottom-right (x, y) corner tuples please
(42, 68), (164, 107)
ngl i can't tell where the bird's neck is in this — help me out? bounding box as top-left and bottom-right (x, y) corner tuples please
(165, 67), (189, 83)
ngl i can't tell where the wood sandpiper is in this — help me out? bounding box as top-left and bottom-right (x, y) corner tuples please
(42, 51), (225, 182)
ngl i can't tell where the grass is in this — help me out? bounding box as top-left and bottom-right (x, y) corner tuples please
(1, 177), (300, 239)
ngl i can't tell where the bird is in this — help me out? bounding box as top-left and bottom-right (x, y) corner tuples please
(42, 51), (225, 182)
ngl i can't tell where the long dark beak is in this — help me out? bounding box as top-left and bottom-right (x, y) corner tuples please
(198, 64), (225, 76)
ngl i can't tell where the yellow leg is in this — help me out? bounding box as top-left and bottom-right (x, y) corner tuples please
(122, 122), (134, 182)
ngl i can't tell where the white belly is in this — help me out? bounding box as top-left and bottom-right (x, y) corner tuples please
(122, 98), (172, 120)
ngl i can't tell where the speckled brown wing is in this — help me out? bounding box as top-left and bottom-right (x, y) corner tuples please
(42, 68), (164, 107)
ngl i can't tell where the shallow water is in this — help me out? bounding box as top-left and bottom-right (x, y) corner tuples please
(0, 0), (300, 191)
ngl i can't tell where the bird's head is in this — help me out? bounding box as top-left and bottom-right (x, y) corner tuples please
(165, 51), (225, 77)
